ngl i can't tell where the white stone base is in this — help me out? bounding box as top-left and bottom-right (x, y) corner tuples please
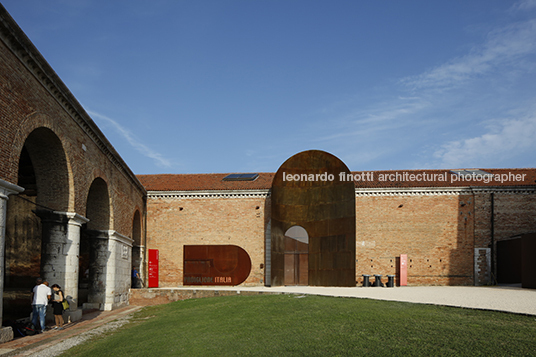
(63, 308), (83, 323)
(82, 302), (100, 310)
(0, 327), (13, 344)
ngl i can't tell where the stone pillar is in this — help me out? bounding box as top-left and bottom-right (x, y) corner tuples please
(105, 231), (133, 310)
(34, 210), (89, 321)
(64, 213), (89, 309)
(85, 230), (110, 310)
(0, 179), (24, 342)
(85, 230), (133, 311)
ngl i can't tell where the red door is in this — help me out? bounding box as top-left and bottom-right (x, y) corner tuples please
(148, 249), (159, 288)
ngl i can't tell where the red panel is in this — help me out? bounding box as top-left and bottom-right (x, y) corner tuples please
(399, 254), (407, 286)
(148, 249), (159, 288)
(183, 245), (251, 286)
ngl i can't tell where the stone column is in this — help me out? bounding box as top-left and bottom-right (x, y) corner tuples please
(34, 210), (89, 321)
(85, 230), (110, 310)
(0, 179), (24, 342)
(106, 231), (133, 310)
(64, 213), (89, 309)
(85, 230), (133, 311)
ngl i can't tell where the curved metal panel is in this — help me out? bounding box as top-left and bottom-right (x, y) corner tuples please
(183, 245), (251, 286)
(271, 150), (356, 286)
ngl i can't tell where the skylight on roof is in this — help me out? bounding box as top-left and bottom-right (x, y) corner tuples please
(450, 169), (493, 178)
(222, 173), (259, 181)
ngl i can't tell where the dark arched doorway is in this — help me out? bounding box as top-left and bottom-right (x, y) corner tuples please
(4, 127), (71, 320)
(131, 210), (142, 288)
(79, 178), (110, 308)
(271, 150), (356, 287)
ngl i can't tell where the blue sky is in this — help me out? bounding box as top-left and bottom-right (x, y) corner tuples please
(3, 0), (536, 174)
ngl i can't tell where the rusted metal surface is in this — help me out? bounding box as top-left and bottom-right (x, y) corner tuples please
(284, 236), (308, 285)
(183, 245), (251, 286)
(271, 150), (356, 287)
(497, 239), (522, 284)
(521, 233), (536, 288)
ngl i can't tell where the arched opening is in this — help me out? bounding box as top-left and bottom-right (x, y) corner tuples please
(85, 178), (110, 231)
(131, 210), (142, 288)
(4, 127), (70, 321)
(79, 178), (110, 308)
(284, 226), (309, 286)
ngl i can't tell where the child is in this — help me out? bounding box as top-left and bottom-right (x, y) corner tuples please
(50, 284), (65, 330)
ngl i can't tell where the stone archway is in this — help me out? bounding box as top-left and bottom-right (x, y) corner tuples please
(81, 177), (111, 309)
(131, 210), (143, 288)
(271, 150), (356, 287)
(4, 127), (77, 321)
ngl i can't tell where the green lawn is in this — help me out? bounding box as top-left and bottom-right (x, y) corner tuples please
(62, 294), (536, 356)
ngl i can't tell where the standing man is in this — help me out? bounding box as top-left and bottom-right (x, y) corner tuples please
(30, 278), (51, 333)
(131, 266), (140, 288)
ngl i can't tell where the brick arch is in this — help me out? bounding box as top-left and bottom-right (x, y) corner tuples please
(86, 177), (111, 231)
(132, 209), (142, 246)
(131, 208), (144, 288)
(9, 112), (75, 211)
(19, 127), (71, 212)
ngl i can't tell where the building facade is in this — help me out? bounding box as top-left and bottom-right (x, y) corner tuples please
(0, 5), (146, 334)
(138, 156), (536, 288)
(1, 4), (536, 344)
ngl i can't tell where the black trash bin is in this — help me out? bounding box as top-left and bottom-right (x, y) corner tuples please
(372, 274), (383, 287)
(386, 275), (395, 287)
(362, 274), (370, 287)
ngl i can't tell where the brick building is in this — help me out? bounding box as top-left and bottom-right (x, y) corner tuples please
(1, 3), (536, 344)
(0, 4), (146, 337)
(138, 151), (536, 289)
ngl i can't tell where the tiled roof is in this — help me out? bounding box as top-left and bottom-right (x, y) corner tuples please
(137, 173), (274, 191)
(137, 168), (536, 192)
(351, 168), (536, 188)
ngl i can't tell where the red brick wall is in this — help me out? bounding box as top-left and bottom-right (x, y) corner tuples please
(146, 192), (477, 287)
(0, 25), (145, 238)
(146, 190), (535, 287)
(355, 193), (474, 286)
(146, 195), (269, 287)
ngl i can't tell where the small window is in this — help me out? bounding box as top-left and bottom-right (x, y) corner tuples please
(450, 169), (492, 178)
(222, 173), (259, 181)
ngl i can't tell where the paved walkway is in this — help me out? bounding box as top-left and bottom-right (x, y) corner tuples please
(151, 285), (536, 315)
(0, 285), (534, 356)
(237, 285), (536, 315)
(0, 306), (141, 356)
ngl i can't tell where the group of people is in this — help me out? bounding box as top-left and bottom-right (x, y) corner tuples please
(30, 278), (67, 334)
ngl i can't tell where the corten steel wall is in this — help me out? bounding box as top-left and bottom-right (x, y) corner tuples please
(473, 191), (536, 283)
(271, 150), (356, 287)
(355, 193), (474, 286)
(183, 245), (252, 285)
(0, 6), (145, 237)
(145, 195), (269, 287)
(521, 233), (536, 289)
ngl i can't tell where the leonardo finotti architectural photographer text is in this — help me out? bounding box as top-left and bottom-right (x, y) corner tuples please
(282, 171), (527, 184)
